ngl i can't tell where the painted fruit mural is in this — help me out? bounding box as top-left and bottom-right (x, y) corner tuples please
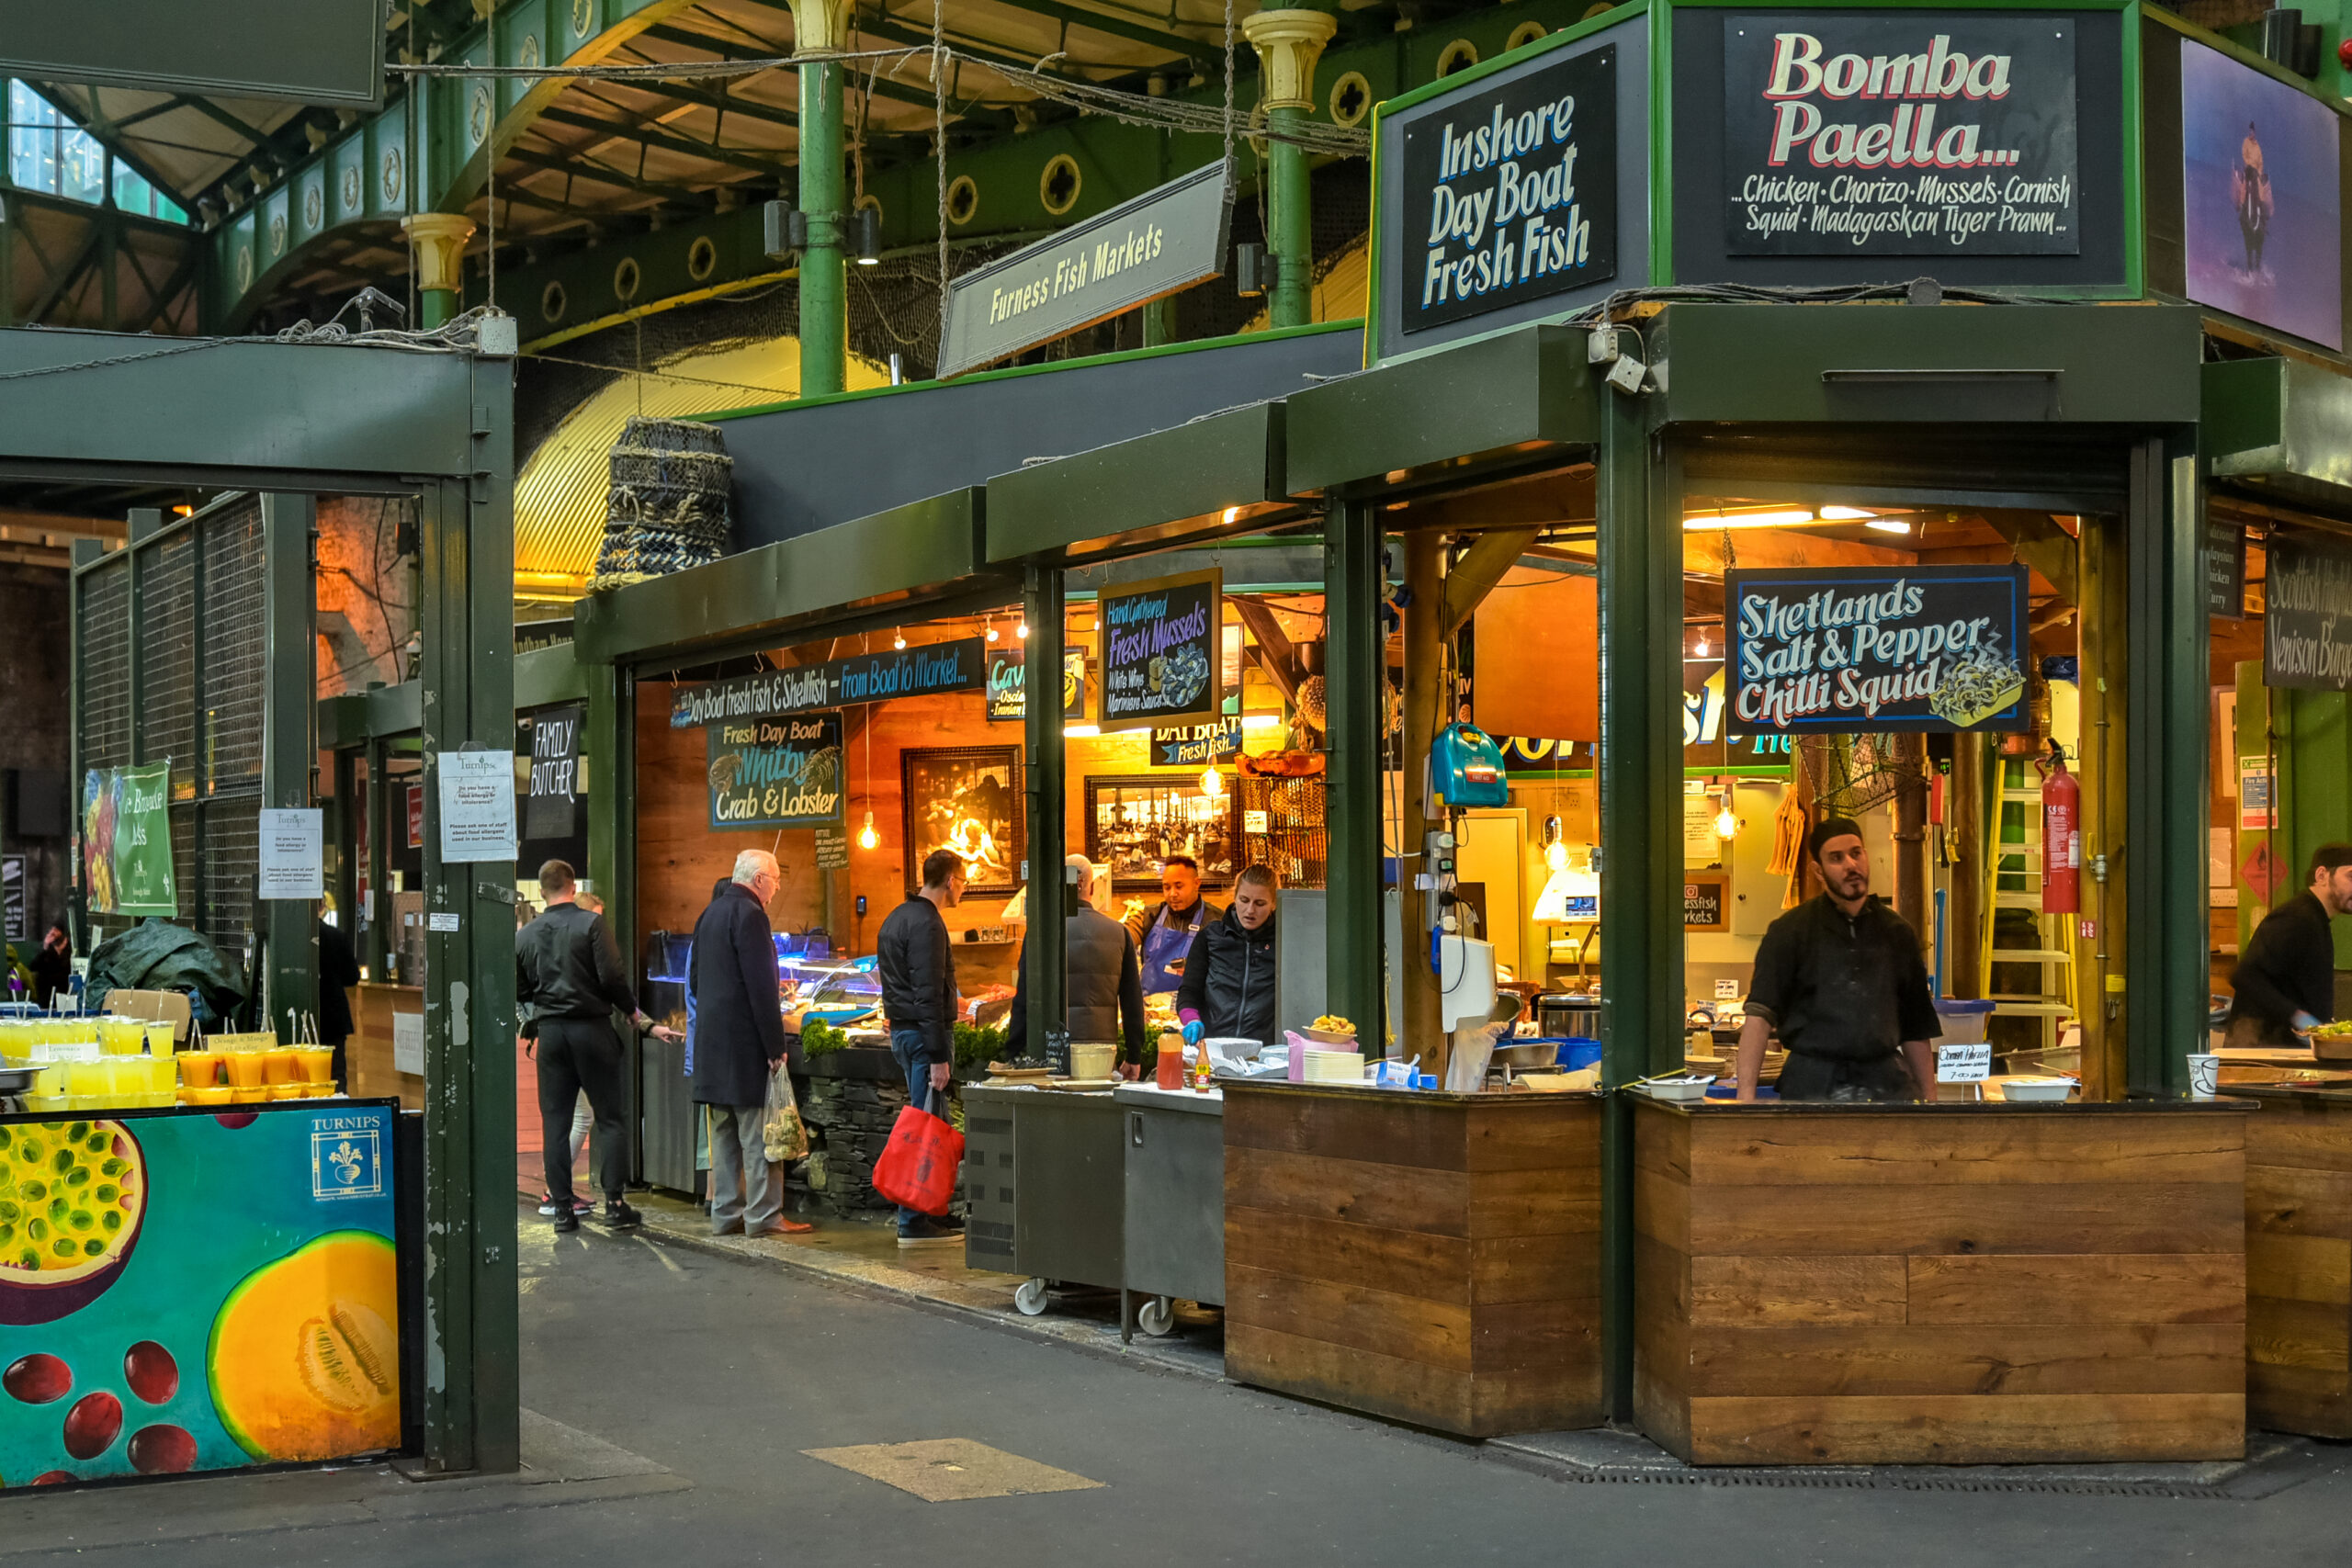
(0, 1105), (401, 1488)
(0, 1121), (145, 1325)
(209, 1232), (401, 1462)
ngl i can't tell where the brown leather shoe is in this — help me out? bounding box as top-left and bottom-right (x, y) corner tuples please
(748, 1218), (815, 1237)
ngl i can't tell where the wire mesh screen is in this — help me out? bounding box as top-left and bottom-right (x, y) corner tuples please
(78, 559), (131, 773)
(1241, 775), (1328, 889)
(141, 531), (198, 789)
(201, 499), (266, 801)
(198, 801), (258, 962)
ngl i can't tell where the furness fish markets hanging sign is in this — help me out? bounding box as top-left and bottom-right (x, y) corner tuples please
(1722, 13), (2079, 256)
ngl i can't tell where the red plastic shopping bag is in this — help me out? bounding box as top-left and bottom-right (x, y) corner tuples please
(872, 1104), (964, 1216)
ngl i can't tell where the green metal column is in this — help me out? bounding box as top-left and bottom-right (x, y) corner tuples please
(1267, 113), (1313, 330)
(2125, 438), (2208, 1096)
(0, 195), (15, 328)
(1595, 391), (1677, 1421)
(1023, 565), (1067, 1044)
(414, 349), (520, 1474)
(364, 736), (390, 979)
(1322, 495), (1384, 1038)
(797, 57), (847, 398)
(259, 494), (319, 1043)
(583, 659), (642, 1178)
(331, 749), (358, 930)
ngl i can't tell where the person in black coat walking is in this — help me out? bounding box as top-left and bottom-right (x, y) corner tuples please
(875, 848), (967, 1246)
(689, 849), (808, 1236)
(2228, 841), (2352, 1047)
(1175, 864), (1281, 1049)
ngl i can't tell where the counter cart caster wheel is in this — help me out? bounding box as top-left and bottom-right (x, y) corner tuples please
(1013, 1278), (1051, 1316)
(1137, 1296), (1176, 1337)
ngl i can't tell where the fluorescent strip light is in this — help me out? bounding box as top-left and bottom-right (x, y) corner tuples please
(1818, 505), (1877, 521)
(1865, 519), (1911, 534)
(1064, 724), (1101, 738)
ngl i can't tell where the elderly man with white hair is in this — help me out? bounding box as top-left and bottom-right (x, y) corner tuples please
(689, 848), (809, 1236)
(1004, 852), (1148, 1075)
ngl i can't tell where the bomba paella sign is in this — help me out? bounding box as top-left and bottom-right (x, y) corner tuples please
(707, 713), (844, 829)
(1724, 566), (2030, 733)
(1722, 13), (2079, 255)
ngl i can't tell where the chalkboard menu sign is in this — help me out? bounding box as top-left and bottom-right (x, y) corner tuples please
(1720, 12), (2080, 257)
(672, 639), (987, 727)
(2267, 538), (2352, 692)
(1398, 42), (1618, 334)
(1723, 565), (2030, 733)
(986, 645), (1090, 723)
(524, 705), (582, 840)
(707, 712), (844, 829)
(2206, 518), (2246, 620)
(1098, 568), (1222, 734)
(1683, 874), (1731, 931)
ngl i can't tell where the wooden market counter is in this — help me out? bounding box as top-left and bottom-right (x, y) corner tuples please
(1633, 1096), (2252, 1466)
(1221, 1080), (1602, 1438)
(2232, 1085), (2352, 1438)
(351, 982), (424, 1111)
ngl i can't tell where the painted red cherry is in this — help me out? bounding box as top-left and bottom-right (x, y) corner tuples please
(127, 1425), (196, 1474)
(31, 1471), (74, 1485)
(124, 1341), (177, 1404)
(211, 1112), (259, 1130)
(61, 1390), (121, 1460)
(3, 1353), (71, 1404)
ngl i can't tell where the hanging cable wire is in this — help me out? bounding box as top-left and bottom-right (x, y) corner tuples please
(934, 0), (951, 343)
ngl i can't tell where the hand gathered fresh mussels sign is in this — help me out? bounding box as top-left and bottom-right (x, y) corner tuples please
(1098, 568), (1222, 733)
(2265, 538), (2352, 692)
(1724, 566), (2030, 733)
(1722, 13), (2079, 255)
(1401, 43), (1616, 333)
(670, 639), (987, 728)
(707, 712), (844, 829)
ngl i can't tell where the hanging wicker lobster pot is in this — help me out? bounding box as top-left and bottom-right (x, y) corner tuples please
(588, 415), (734, 592)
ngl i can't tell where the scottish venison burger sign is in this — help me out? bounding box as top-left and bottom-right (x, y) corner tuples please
(2265, 538), (2352, 692)
(1402, 44), (1618, 333)
(1723, 13), (2079, 256)
(1724, 566), (2031, 733)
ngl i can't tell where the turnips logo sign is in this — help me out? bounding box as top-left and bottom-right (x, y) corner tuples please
(1723, 13), (2079, 255)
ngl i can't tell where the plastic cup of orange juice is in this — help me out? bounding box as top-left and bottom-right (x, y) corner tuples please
(221, 1052), (269, 1089)
(295, 1048), (335, 1084)
(262, 1049), (300, 1085)
(191, 1086), (234, 1106)
(178, 1052), (220, 1088)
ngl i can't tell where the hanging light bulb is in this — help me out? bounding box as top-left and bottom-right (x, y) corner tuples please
(892, 630), (906, 650)
(986, 617), (1000, 643)
(1199, 762), (1225, 798)
(1017, 619), (1030, 639)
(857, 809), (879, 851)
(1545, 840), (1569, 873)
(1695, 629), (1710, 658)
(1713, 795), (1739, 840)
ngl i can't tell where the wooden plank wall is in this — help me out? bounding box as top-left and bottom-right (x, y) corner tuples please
(349, 983), (423, 1111)
(1634, 1101), (2248, 1465)
(2245, 1095), (2352, 1438)
(1223, 1085), (1603, 1438)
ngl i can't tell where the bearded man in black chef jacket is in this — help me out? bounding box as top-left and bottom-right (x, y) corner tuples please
(1735, 818), (1939, 1102)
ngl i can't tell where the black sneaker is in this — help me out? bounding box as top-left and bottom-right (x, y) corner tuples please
(551, 1206), (579, 1234)
(898, 1215), (965, 1247)
(601, 1198), (642, 1229)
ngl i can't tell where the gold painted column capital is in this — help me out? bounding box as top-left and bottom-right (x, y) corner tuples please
(1243, 9), (1339, 112)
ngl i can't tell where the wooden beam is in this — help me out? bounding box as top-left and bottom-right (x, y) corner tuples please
(1982, 511), (2080, 606)
(1229, 596), (1300, 705)
(1440, 527), (1540, 639)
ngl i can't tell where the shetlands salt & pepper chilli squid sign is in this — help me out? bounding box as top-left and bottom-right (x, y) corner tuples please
(1724, 566), (2030, 733)
(1722, 13), (2079, 256)
(1402, 44), (1618, 333)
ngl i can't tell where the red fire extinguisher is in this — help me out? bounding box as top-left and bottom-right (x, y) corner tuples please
(2039, 739), (2080, 914)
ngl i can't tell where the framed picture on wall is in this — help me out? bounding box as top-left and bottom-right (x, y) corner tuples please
(901, 746), (1023, 897)
(1083, 775), (1241, 893)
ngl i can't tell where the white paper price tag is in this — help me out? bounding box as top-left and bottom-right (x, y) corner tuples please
(1936, 1043), (1992, 1083)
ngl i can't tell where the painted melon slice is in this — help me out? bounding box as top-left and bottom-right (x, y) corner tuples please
(208, 1231), (401, 1462)
(0, 1121), (145, 1325)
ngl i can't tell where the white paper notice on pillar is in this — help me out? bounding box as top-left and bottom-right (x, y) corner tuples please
(391, 1010), (424, 1077)
(438, 750), (518, 863)
(256, 808), (325, 899)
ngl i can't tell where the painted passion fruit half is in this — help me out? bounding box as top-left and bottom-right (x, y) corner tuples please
(0, 1121), (145, 1325)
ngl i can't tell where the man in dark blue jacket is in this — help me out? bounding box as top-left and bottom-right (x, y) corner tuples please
(690, 849), (807, 1237)
(876, 848), (966, 1246)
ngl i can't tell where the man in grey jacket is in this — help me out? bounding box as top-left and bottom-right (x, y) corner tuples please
(875, 848), (966, 1247)
(1008, 854), (1148, 1073)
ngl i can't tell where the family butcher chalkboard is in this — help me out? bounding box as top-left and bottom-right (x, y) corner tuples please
(1720, 12), (2079, 256)
(707, 712), (845, 829)
(1399, 42), (1617, 333)
(1098, 568), (1222, 734)
(525, 705), (582, 840)
(1723, 565), (2030, 733)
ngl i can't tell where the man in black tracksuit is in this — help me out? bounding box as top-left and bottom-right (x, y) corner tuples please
(876, 848), (967, 1246)
(517, 858), (680, 1232)
(2228, 842), (2352, 1047)
(1176, 863), (1281, 1048)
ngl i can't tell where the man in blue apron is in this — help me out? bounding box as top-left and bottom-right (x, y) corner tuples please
(1125, 855), (1219, 997)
